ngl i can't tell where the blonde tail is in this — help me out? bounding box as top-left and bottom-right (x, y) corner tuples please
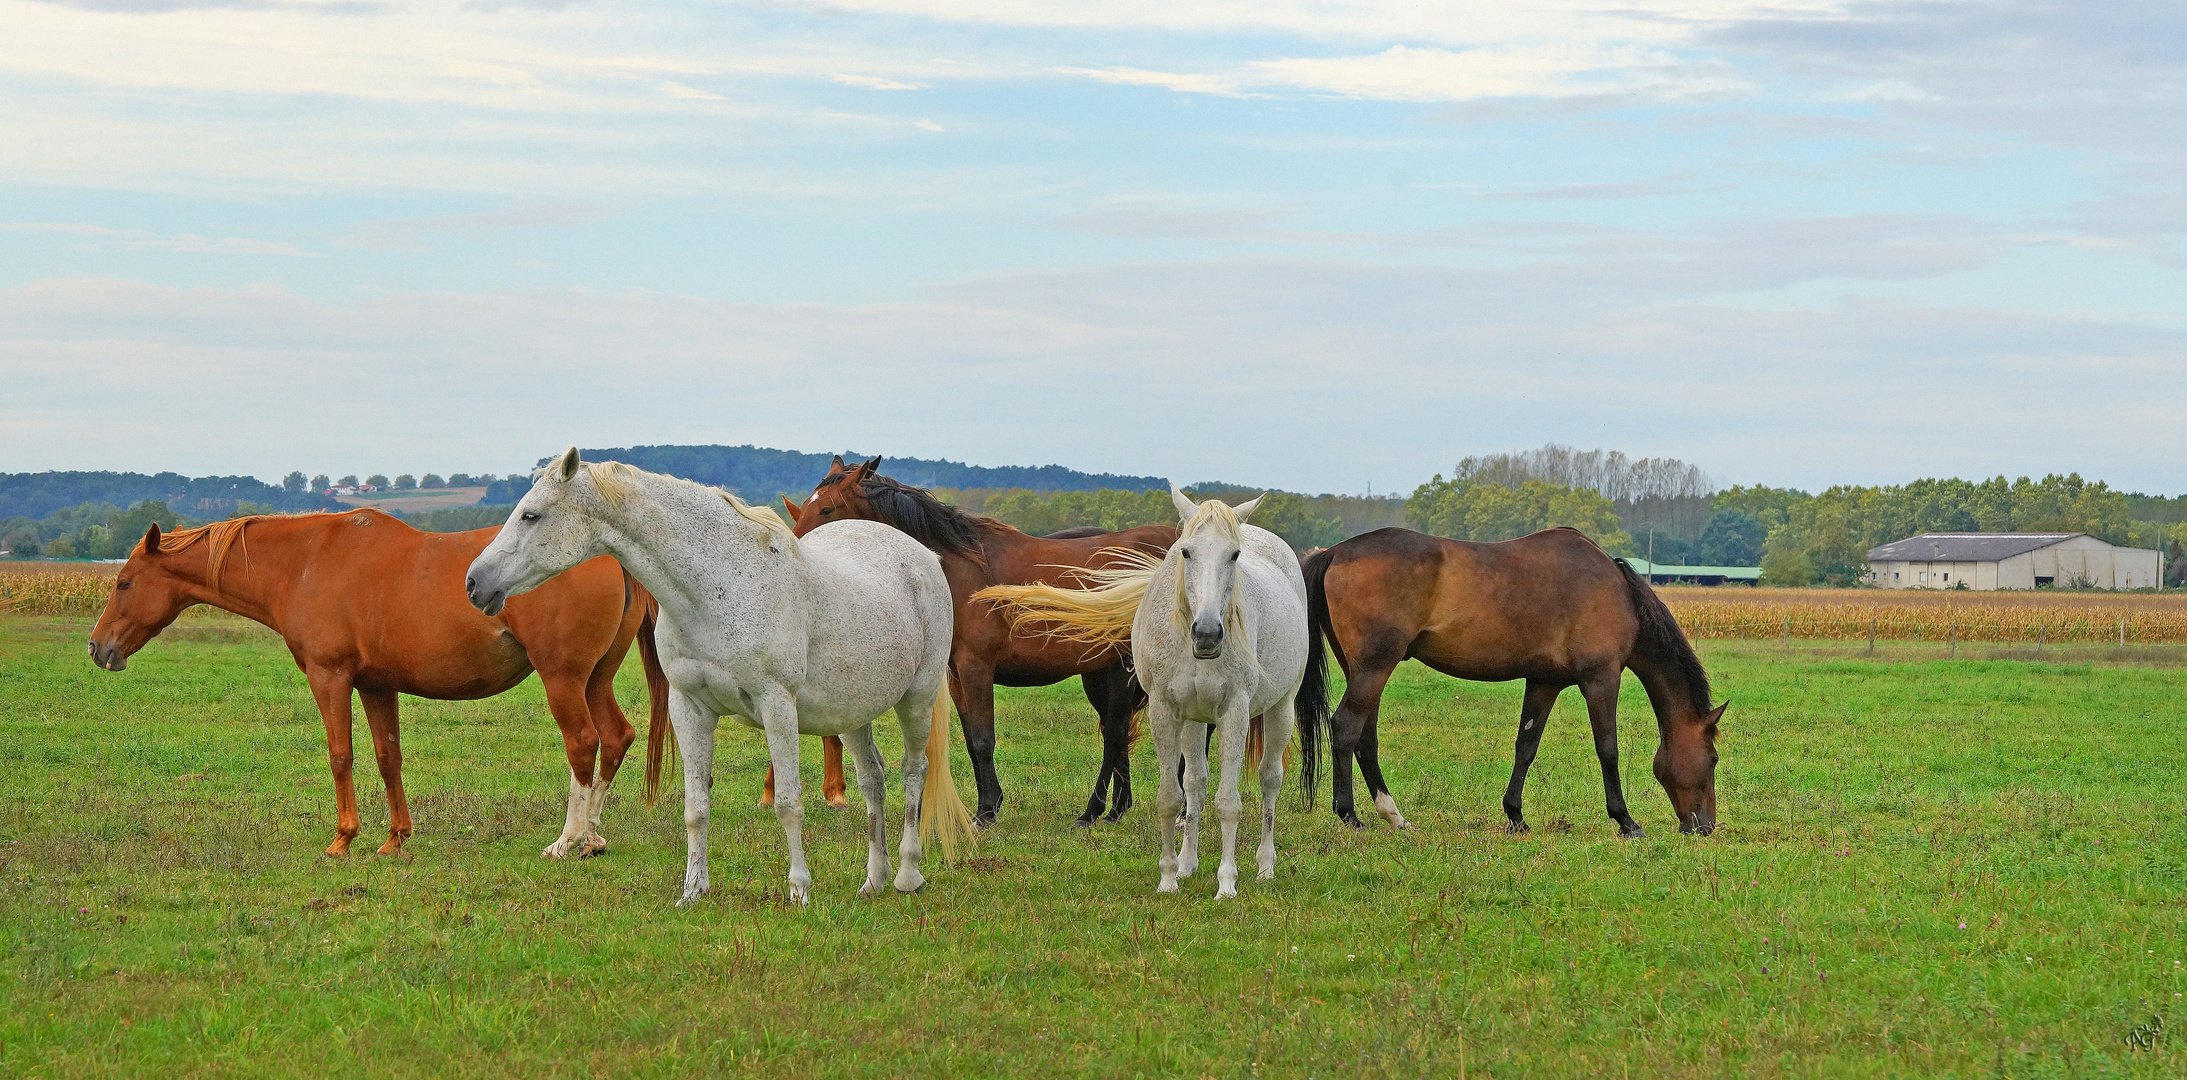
(971, 547), (1162, 650)
(918, 686), (977, 865)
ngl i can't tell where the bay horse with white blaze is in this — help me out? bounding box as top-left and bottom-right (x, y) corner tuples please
(783, 456), (1177, 827)
(1299, 526), (1724, 836)
(87, 510), (665, 857)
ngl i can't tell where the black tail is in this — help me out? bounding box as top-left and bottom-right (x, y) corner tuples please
(1613, 557), (1713, 714)
(1295, 547), (1337, 807)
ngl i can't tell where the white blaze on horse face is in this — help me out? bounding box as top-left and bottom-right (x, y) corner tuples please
(1177, 524), (1242, 659)
(465, 458), (605, 613)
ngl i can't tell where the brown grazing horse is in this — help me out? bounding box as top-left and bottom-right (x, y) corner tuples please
(86, 511), (666, 857)
(784, 456), (1177, 826)
(1300, 526), (1723, 836)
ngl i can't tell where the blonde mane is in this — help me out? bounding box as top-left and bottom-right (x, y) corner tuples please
(139, 517), (259, 597)
(1179, 497), (1242, 544)
(571, 459), (796, 544)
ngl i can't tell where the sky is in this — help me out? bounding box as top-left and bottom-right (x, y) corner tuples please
(2, 0), (2184, 496)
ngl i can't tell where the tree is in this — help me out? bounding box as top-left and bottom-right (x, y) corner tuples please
(42, 536), (76, 559)
(282, 471), (307, 493)
(1698, 509), (1767, 566)
(366, 474), (390, 488)
(4, 525), (38, 558)
(311, 474), (331, 493)
(339, 475), (359, 487)
(1405, 474), (1632, 553)
(1249, 492), (1346, 549)
(447, 473), (473, 487)
(109, 502), (179, 553)
(421, 473), (445, 489)
(394, 474), (416, 490)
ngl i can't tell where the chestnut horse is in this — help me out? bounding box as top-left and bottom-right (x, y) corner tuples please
(784, 456), (1177, 826)
(1300, 527), (1724, 836)
(87, 511), (665, 857)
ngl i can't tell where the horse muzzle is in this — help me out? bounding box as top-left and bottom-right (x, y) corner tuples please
(465, 576), (507, 616)
(87, 639), (128, 672)
(1190, 619), (1224, 660)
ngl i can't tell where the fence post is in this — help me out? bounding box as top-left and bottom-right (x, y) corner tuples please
(1949, 622), (1957, 658)
(1868, 618), (1876, 656)
(2119, 617), (2126, 647)
(2037, 622), (2046, 655)
(1782, 615), (1791, 652)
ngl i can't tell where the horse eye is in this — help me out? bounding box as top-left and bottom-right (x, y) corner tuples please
(820, 507), (833, 516)
(1180, 550), (1191, 559)
(521, 511), (539, 523)
(117, 580), (133, 590)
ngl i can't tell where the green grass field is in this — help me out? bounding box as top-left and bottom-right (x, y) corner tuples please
(2, 613), (2182, 1078)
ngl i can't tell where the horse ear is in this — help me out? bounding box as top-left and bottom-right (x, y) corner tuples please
(828, 455), (847, 472)
(857, 457), (881, 478)
(557, 446), (581, 481)
(781, 493), (803, 518)
(141, 522), (163, 553)
(1232, 493), (1266, 522)
(1169, 482), (1198, 523)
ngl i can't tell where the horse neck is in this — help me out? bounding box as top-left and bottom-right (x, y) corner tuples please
(597, 480), (793, 625)
(1624, 649), (1711, 731)
(164, 517), (316, 631)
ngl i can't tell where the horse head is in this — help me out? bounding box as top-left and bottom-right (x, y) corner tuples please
(789, 455), (880, 537)
(1654, 701), (1725, 834)
(1167, 483), (1264, 660)
(87, 522), (197, 672)
(466, 446), (607, 616)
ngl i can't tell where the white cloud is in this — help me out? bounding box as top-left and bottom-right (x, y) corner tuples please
(659, 81), (726, 100)
(6, 258), (2183, 493)
(833, 73), (924, 90)
(0, 221), (312, 255)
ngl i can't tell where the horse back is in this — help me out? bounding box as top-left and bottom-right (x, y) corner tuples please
(1324, 527), (1638, 682)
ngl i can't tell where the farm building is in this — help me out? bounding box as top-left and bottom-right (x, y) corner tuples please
(1864, 533), (2160, 590)
(1620, 556), (1761, 587)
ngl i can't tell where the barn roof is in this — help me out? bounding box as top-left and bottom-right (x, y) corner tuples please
(1866, 533), (2083, 562)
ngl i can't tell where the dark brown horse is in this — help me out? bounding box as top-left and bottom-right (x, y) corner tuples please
(1300, 526), (1723, 836)
(785, 456), (1177, 826)
(87, 511), (666, 857)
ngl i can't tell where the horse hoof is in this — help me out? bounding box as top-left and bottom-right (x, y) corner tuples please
(376, 840), (407, 856)
(1156, 879), (1180, 894)
(675, 890), (706, 907)
(578, 838), (607, 858)
(1073, 812), (1098, 828)
(324, 841), (353, 858)
(1340, 814), (1366, 830)
(894, 874), (925, 895)
(1505, 820), (1530, 836)
(1619, 826), (1647, 840)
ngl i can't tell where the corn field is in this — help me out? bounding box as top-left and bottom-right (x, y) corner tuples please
(0, 565), (127, 617)
(1659, 586), (2187, 646)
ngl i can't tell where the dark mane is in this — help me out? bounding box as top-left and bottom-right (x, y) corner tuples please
(857, 475), (988, 561)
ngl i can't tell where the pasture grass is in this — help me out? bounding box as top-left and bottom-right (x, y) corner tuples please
(1, 614), (2183, 1077)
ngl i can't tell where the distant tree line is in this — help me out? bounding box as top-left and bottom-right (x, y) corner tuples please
(561, 444), (1167, 502)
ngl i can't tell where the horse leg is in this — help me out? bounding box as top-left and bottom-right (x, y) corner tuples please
(1178, 720), (1210, 881)
(1330, 655), (1398, 829)
(1580, 672), (1645, 839)
(1356, 713), (1410, 829)
(1173, 724), (1213, 829)
(1503, 681), (1562, 835)
(669, 690), (719, 905)
(839, 725), (891, 895)
(755, 689), (812, 903)
(1213, 706), (1250, 899)
(580, 660), (637, 856)
(891, 693), (934, 894)
(1149, 702), (1184, 894)
(950, 662), (1005, 828)
(356, 689), (412, 855)
(306, 668), (361, 857)
(539, 672), (605, 859)
(822, 735), (848, 808)
(1257, 691), (1296, 881)
(1076, 664), (1129, 826)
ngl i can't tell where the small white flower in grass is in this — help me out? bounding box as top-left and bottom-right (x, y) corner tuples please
(1347, 954), (1356, 961)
